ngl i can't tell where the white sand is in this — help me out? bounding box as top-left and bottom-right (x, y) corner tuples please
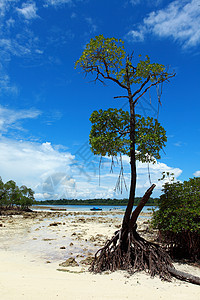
(0, 211), (200, 300)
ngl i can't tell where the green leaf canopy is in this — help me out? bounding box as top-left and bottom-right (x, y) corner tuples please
(89, 108), (167, 163)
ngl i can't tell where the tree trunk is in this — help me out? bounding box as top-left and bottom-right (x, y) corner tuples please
(122, 89), (136, 229)
(129, 184), (156, 229)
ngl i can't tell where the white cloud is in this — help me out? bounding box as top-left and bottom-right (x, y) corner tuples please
(0, 0), (18, 17)
(127, 0), (200, 48)
(0, 134), (183, 201)
(0, 137), (75, 198)
(16, 2), (39, 20)
(129, 0), (163, 5)
(44, 0), (72, 6)
(0, 73), (18, 95)
(194, 170), (200, 177)
(136, 160), (182, 191)
(6, 17), (15, 27)
(127, 29), (144, 42)
(78, 155), (183, 199)
(0, 105), (41, 134)
(0, 1), (43, 97)
(130, 0), (142, 5)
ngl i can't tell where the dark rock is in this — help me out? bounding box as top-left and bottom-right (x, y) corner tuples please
(80, 256), (94, 266)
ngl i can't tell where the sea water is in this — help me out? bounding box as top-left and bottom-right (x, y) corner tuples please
(33, 204), (157, 213)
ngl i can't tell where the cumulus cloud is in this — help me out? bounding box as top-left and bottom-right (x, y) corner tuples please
(0, 135), (183, 200)
(136, 160), (182, 191)
(0, 136), (116, 200)
(0, 137), (75, 198)
(16, 2), (39, 20)
(127, 0), (200, 48)
(78, 155), (182, 199)
(108, 155), (182, 192)
(194, 170), (200, 177)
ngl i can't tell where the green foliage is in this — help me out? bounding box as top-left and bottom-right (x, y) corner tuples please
(0, 177), (35, 210)
(75, 35), (126, 79)
(75, 35), (169, 86)
(135, 115), (167, 163)
(89, 108), (130, 157)
(89, 108), (167, 163)
(152, 177), (200, 259)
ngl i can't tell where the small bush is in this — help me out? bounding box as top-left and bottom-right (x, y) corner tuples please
(152, 177), (200, 261)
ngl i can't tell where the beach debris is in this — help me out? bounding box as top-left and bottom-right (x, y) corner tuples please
(49, 222), (61, 226)
(60, 246), (66, 249)
(59, 257), (78, 267)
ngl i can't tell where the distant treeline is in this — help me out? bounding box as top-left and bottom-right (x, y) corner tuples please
(36, 197), (158, 206)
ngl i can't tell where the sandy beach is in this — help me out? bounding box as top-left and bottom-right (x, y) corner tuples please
(0, 210), (200, 300)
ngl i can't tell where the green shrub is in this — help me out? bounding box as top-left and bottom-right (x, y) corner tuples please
(152, 177), (200, 260)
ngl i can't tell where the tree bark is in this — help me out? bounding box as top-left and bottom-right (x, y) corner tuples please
(129, 184), (156, 229)
(168, 266), (200, 285)
(122, 65), (136, 229)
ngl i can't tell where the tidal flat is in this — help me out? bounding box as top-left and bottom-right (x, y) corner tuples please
(0, 211), (199, 300)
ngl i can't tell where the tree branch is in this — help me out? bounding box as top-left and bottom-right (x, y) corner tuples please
(132, 76), (150, 100)
(114, 95), (129, 99)
(83, 63), (128, 90)
(133, 74), (175, 106)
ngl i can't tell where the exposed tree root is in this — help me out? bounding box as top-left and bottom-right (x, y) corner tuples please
(89, 228), (173, 281)
(89, 184), (200, 285)
(89, 228), (200, 285)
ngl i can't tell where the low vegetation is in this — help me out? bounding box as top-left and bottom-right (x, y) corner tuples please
(152, 177), (200, 261)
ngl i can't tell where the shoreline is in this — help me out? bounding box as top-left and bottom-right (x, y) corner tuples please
(0, 211), (199, 299)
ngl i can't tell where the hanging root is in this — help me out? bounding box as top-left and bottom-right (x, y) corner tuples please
(89, 229), (173, 281)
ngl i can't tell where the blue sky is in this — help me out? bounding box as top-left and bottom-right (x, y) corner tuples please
(0, 0), (199, 200)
